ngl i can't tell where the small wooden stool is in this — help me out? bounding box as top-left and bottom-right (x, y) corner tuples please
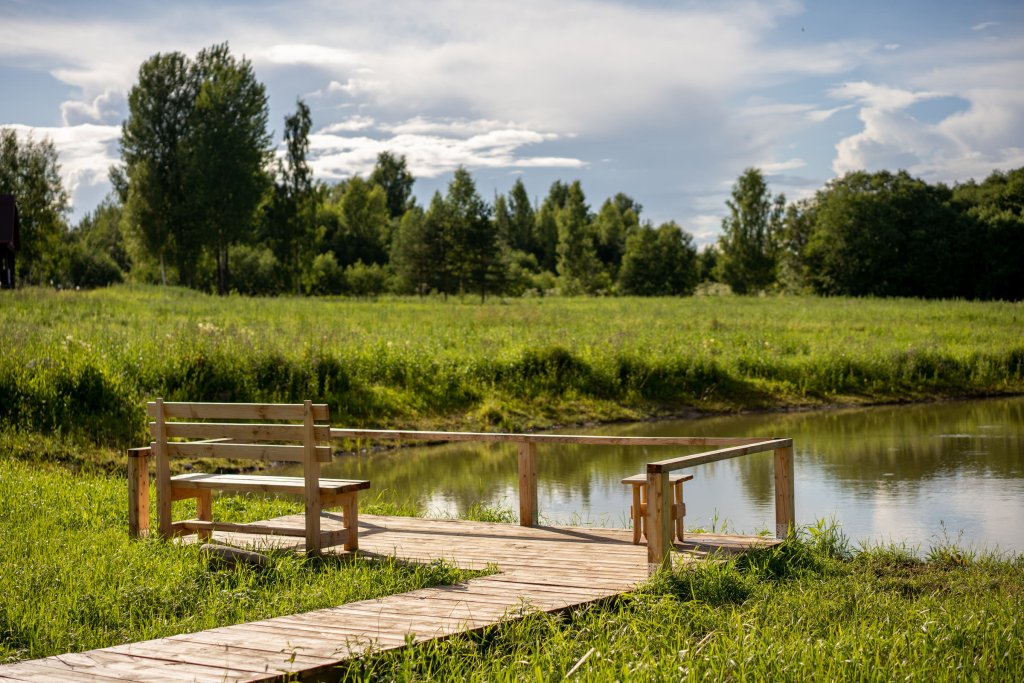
(622, 473), (694, 545)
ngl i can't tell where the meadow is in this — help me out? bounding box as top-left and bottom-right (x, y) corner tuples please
(2, 285), (1023, 676)
(3, 456), (1021, 679)
(2, 285), (1022, 468)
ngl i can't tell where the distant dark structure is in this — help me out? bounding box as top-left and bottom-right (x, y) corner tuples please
(0, 195), (19, 289)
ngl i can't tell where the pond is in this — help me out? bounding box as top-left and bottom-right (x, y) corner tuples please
(289, 396), (1024, 553)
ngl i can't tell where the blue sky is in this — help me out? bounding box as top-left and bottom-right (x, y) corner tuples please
(2, 0), (1022, 245)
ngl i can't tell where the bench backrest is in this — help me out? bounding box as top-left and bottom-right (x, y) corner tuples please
(147, 399), (332, 464)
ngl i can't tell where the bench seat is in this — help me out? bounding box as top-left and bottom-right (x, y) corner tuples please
(171, 473), (370, 497)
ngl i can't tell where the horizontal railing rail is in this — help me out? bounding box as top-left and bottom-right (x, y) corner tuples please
(331, 428), (795, 570)
(332, 428), (767, 447)
(643, 438), (795, 568)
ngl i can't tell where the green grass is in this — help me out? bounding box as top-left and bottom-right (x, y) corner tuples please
(0, 458), (484, 664)
(2, 285), (1023, 466)
(334, 526), (1024, 682)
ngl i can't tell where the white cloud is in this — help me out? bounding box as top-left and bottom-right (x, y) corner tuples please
(260, 44), (361, 68)
(307, 123), (583, 180)
(828, 81), (948, 111)
(320, 117), (376, 133)
(828, 34), (1024, 183)
(61, 90), (127, 126)
(5, 123), (120, 213)
(761, 158), (806, 173)
(971, 22), (999, 32)
(884, 43), (901, 51)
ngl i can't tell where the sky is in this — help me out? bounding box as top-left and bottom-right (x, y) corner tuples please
(1, 0), (1022, 246)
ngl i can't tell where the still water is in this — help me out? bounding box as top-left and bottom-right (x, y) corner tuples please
(297, 397), (1024, 552)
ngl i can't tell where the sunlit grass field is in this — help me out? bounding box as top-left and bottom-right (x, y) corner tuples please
(3, 456), (1021, 678)
(2, 285), (1022, 461)
(2, 286), (1022, 675)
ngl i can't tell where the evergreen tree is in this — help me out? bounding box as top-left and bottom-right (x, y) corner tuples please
(555, 181), (604, 294)
(507, 177), (536, 255)
(535, 180), (568, 272)
(593, 193), (640, 278)
(390, 205), (433, 295)
(446, 168), (504, 301)
(262, 99), (314, 293)
(717, 168), (785, 294)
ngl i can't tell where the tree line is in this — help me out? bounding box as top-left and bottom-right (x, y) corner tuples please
(1, 43), (1021, 300)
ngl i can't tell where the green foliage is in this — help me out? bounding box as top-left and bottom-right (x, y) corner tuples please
(326, 176), (390, 268)
(0, 459), (481, 662)
(803, 170), (961, 298)
(120, 43), (271, 294)
(556, 181), (606, 294)
(229, 243), (282, 296)
(344, 260), (389, 297)
(260, 98), (315, 294)
(302, 251), (345, 295)
(63, 240), (124, 289)
(1, 287), (1022, 451)
(335, 530), (1024, 681)
(717, 167), (785, 294)
(618, 221), (698, 296)
(0, 128), (70, 284)
(370, 151), (415, 220)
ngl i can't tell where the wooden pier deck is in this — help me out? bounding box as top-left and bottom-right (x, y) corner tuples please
(0, 514), (777, 682)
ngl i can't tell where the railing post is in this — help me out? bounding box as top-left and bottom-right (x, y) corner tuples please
(127, 446), (150, 538)
(773, 445), (795, 538)
(645, 469), (672, 571)
(518, 442), (538, 527)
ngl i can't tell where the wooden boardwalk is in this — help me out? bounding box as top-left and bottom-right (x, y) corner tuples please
(0, 514), (777, 682)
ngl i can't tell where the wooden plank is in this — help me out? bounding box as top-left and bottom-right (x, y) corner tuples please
(621, 472), (693, 484)
(154, 399), (171, 539)
(517, 442), (538, 527)
(647, 438), (793, 473)
(333, 428), (767, 447)
(10, 650), (253, 683)
(774, 445), (795, 538)
(159, 422), (331, 443)
(171, 473), (369, 495)
(0, 662), (129, 682)
(646, 471), (671, 569)
(165, 442), (331, 463)
(177, 520), (307, 537)
(303, 400), (322, 555)
(148, 401), (328, 421)
(109, 639), (329, 675)
(647, 439), (793, 473)
(127, 446), (150, 539)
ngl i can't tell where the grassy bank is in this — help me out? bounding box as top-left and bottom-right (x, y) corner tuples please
(2, 286), (1022, 467)
(0, 458), (481, 663)
(3, 456), (1021, 678)
(338, 527), (1024, 681)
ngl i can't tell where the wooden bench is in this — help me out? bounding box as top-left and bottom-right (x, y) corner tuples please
(128, 399), (369, 554)
(622, 472), (694, 545)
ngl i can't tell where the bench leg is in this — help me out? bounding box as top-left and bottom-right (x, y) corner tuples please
(127, 447), (150, 538)
(631, 485), (642, 545)
(673, 481), (685, 543)
(343, 494), (359, 552)
(196, 490), (213, 541)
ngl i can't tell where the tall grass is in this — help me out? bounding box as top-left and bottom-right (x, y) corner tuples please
(2, 286), (1022, 457)
(0, 458), (480, 663)
(335, 527), (1024, 681)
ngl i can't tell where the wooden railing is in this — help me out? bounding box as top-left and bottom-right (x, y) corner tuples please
(331, 429), (795, 567)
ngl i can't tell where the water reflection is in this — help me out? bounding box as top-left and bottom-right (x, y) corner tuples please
(277, 396), (1024, 551)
